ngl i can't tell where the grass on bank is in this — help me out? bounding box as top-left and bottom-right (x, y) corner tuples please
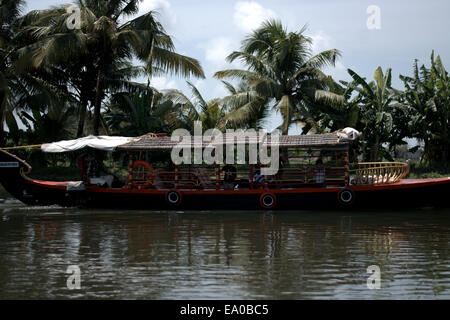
(406, 160), (450, 179)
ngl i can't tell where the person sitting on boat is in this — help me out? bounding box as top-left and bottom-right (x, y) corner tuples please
(253, 167), (264, 184)
(86, 152), (115, 188)
(222, 164), (237, 190)
(253, 165), (274, 187)
(313, 158), (326, 187)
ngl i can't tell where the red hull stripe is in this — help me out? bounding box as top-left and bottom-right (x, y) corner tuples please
(26, 179), (76, 190)
(24, 177), (450, 194)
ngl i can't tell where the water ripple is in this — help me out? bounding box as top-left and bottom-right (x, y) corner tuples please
(0, 205), (449, 299)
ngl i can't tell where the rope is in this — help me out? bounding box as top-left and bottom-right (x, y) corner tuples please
(0, 144), (42, 150)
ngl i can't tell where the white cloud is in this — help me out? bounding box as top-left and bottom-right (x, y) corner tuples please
(308, 31), (349, 80)
(203, 37), (235, 69)
(197, 36), (244, 81)
(335, 61), (346, 71)
(137, 0), (176, 28)
(310, 30), (333, 55)
(323, 60), (349, 82)
(150, 76), (178, 91)
(191, 79), (207, 93)
(212, 83), (229, 99)
(233, 1), (277, 33)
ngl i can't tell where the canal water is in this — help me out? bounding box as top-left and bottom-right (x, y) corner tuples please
(0, 198), (449, 299)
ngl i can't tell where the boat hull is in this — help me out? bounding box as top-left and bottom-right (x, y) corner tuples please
(82, 179), (450, 210)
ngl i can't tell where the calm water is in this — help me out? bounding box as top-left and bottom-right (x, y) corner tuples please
(0, 198), (449, 299)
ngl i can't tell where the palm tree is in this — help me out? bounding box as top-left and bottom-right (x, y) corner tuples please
(0, 0), (66, 145)
(20, 102), (76, 144)
(219, 80), (270, 130)
(163, 81), (227, 133)
(345, 67), (396, 161)
(396, 52), (450, 166)
(0, 0), (26, 145)
(214, 19), (342, 135)
(18, 1), (205, 136)
(312, 76), (366, 162)
(104, 87), (174, 136)
(315, 76), (361, 132)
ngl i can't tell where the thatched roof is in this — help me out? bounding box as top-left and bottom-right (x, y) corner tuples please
(117, 132), (351, 151)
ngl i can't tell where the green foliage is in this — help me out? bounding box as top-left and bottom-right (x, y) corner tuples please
(105, 88), (172, 136)
(215, 81), (270, 130)
(1, 1), (449, 171)
(0, 0), (39, 145)
(345, 67), (399, 161)
(395, 51), (450, 166)
(407, 159), (450, 179)
(214, 19), (342, 135)
(163, 81), (228, 133)
(15, 0), (205, 137)
(20, 103), (76, 144)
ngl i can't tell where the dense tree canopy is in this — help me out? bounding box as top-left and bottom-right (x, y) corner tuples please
(16, 0), (204, 135)
(395, 52), (450, 166)
(0, 0), (448, 169)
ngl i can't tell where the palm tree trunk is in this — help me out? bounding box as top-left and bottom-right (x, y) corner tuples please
(76, 96), (88, 138)
(0, 125), (4, 147)
(93, 69), (104, 136)
(372, 134), (380, 162)
(0, 95), (5, 146)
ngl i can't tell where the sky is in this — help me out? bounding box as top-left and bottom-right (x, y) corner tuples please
(24, 0), (450, 132)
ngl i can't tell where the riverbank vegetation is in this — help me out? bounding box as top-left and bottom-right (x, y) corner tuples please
(1, 0), (449, 177)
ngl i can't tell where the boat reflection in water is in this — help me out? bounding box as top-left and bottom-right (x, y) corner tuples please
(1, 205), (449, 299)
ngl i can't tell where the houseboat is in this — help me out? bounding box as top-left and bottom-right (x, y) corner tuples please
(0, 131), (449, 210)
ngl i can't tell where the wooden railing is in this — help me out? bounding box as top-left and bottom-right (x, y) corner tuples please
(129, 162), (409, 190)
(349, 162), (410, 185)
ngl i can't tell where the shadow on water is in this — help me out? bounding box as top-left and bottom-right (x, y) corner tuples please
(0, 200), (449, 299)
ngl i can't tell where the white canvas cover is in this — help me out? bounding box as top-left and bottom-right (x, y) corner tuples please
(41, 135), (137, 153)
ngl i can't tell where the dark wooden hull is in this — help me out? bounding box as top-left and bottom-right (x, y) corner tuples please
(0, 154), (74, 207)
(1, 149), (449, 210)
(81, 179), (450, 210)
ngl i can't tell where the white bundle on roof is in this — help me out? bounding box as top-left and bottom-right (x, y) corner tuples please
(336, 128), (361, 141)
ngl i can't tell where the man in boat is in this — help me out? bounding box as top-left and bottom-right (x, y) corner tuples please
(221, 164), (237, 190)
(313, 158), (326, 187)
(84, 151), (119, 188)
(253, 166), (264, 185)
(252, 164), (274, 188)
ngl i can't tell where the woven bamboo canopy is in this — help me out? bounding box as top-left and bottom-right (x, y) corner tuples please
(117, 132), (352, 151)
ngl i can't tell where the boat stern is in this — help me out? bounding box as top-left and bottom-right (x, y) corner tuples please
(0, 149), (34, 203)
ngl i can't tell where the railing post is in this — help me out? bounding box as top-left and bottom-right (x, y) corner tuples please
(127, 152), (133, 188)
(175, 164), (178, 189)
(250, 164), (254, 189)
(344, 150), (350, 186)
(215, 164), (219, 190)
(263, 164), (268, 189)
